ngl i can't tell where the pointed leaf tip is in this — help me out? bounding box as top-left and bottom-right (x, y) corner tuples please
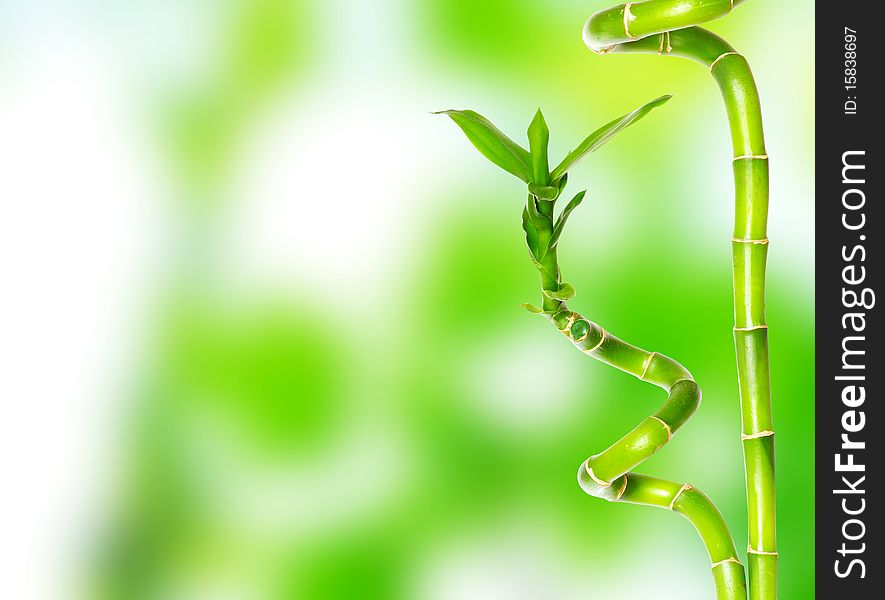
(530, 108), (548, 129)
(437, 109), (532, 182)
(550, 94), (673, 180)
(527, 108), (550, 184)
(550, 190), (587, 247)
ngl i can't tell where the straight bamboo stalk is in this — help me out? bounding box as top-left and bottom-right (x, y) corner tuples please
(582, 4), (776, 598)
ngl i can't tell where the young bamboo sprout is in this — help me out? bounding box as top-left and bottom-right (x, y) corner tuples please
(438, 98), (747, 600)
(582, 2), (776, 599)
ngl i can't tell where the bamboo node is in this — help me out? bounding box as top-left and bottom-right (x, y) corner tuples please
(747, 547), (779, 556)
(591, 44), (616, 56)
(733, 154), (768, 161)
(709, 51), (740, 71)
(656, 32), (672, 54)
(650, 416), (672, 441)
(615, 475), (629, 500)
(733, 324), (768, 332)
(585, 461), (613, 488)
(742, 430), (775, 440)
(731, 237), (769, 245)
(669, 483), (692, 511)
(623, 3), (638, 39)
(584, 327), (606, 353)
(711, 557), (741, 569)
(639, 352), (656, 380)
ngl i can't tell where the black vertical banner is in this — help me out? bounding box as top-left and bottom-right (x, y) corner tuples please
(815, 9), (882, 597)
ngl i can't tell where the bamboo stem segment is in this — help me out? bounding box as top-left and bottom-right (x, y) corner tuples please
(557, 306), (746, 599)
(583, 4), (776, 599)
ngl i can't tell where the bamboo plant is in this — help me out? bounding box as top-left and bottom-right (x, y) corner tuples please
(438, 99), (745, 599)
(582, 1), (776, 598)
(438, 1), (775, 597)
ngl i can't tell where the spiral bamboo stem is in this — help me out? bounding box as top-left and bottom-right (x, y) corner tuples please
(551, 305), (746, 599)
(583, 3), (776, 598)
(440, 99), (749, 597)
(522, 111), (747, 597)
(527, 184), (745, 598)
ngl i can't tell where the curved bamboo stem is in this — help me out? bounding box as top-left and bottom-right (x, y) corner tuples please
(583, 4), (776, 599)
(549, 306), (746, 599)
(520, 115), (746, 598)
(526, 180), (745, 597)
(441, 96), (750, 600)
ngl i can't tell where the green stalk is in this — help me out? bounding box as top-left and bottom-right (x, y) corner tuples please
(439, 99), (746, 599)
(537, 187), (745, 599)
(561, 309), (746, 600)
(583, 4), (776, 598)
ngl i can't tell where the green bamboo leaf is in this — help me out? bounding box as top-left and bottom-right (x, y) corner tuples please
(436, 109), (532, 182)
(529, 254), (557, 283)
(520, 303), (544, 314)
(550, 95), (672, 181)
(525, 193), (550, 228)
(527, 108), (550, 184)
(543, 282), (576, 301)
(522, 206), (541, 260)
(523, 217), (557, 280)
(525, 194), (554, 260)
(554, 172), (569, 195)
(550, 190), (587, 247)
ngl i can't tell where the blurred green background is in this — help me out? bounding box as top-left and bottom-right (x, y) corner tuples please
(0, 1), (813, 598)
